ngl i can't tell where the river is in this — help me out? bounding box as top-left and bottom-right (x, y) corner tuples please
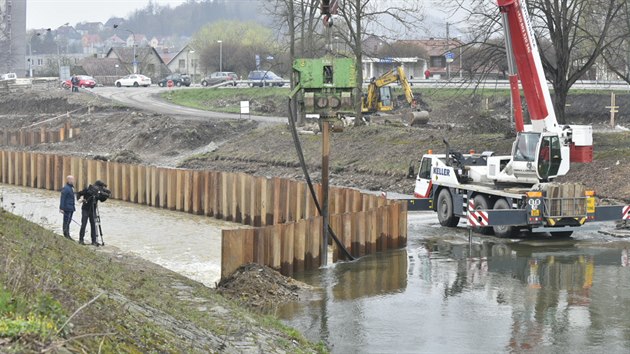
(277, 213), (630, 353)
(4, 183), (630, 353)
(0, 183), (232, 286)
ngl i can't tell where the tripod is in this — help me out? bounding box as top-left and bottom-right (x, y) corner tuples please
(91, 200), (105, 246)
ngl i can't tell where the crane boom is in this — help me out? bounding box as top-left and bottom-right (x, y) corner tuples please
(498, 0), (559, 133)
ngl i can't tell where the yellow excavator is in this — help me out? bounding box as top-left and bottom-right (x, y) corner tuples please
(361, 66), (429, 125)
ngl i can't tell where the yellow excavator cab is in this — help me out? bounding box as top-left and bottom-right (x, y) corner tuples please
(361, 66), (416, 114)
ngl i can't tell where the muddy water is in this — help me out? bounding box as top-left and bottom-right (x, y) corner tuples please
(0, 184), (232, 286)
(278, 213), (630, 353)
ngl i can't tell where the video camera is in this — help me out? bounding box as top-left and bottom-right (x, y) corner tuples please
(85, 180), (111, 203)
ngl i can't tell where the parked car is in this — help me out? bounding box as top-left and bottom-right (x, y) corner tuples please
(247, 70), (285, 87)
(1, 73), (17, 80)
(200, 72), (238, 87)
(61, 75), (96, 89)
(115, 74), (152, 87)
(157, 73), (191, 87)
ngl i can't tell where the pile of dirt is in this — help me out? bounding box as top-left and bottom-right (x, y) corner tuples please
(111, 149), (143, 164)
(0, 89), (102, 116)
(218, 263), (310, 309)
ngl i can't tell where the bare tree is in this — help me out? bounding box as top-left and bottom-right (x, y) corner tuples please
(602, 2), (630, 83)
(447, 0), (626, 124)
(531, 0), (626, 123)
(334, 0), (423, 122)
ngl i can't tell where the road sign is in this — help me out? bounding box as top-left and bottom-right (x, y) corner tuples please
(240, 101), (250, 119)
(445, 51), (455, 63)
(167, 80), (174, 88)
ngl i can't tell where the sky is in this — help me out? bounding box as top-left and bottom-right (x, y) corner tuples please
(26, 0), (188, 29)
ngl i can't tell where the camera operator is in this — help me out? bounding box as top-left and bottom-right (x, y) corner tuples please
(77, 180), (110, 245)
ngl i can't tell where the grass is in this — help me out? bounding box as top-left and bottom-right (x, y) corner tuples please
(593, 131), (630, 160)
(161, 87), (288, 115)
(0, 210), (325, 353)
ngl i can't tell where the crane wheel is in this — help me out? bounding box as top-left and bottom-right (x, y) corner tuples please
(492, 199), (518, 238)
(437, 189), (460, 227)
(472, 195), (494, 235)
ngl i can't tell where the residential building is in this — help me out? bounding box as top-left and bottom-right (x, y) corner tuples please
(149, 37), (159, 48)
(105, 46), (170, 81)
(166, 44), (200, 82)
(75, 22), (104, 35)
(105, 35), (126, 48)
(76, 57), (130, 86)
(105, 17), (125, 29)
(362, 57), (427, 81)
(396, 39), (464, 79)
(82, 34), (103, 55)
(126, 34), (148, 48)
(25, 52), (86, 77)
(363, 35), (388, 57)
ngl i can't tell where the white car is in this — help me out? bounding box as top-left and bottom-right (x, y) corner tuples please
(115, 74), (152, 87)
(1, 73), (17, 80)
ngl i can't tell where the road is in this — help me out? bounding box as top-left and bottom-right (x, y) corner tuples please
(91, 86), (286, 124)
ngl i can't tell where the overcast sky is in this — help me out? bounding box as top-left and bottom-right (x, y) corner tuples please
(27, 0), (188, 29)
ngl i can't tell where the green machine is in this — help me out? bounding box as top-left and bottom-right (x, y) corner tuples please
(287, 56), (359, 266)
(290, 57), (357, 118)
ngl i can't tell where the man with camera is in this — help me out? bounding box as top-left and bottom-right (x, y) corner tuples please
(59, 175), (76, 240)
(77, 180), (111, 246)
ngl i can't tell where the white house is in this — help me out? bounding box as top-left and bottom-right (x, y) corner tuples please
(166, 44), (200, 82)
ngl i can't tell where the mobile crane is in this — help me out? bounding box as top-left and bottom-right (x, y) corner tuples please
(408, 0), (629, 237)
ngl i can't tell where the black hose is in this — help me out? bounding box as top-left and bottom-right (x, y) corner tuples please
(287, 98), (355, 261)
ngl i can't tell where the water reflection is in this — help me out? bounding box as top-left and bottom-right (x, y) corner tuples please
(280, 235), (630, 353)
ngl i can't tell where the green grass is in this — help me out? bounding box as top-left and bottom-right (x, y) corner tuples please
(0, 210), (324, 353)
(161, 88), (288, 115)
(593, 132), (630, 160)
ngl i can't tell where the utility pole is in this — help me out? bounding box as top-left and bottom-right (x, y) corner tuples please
(446, 22), (450, 80)
(217, 40), (223, 72)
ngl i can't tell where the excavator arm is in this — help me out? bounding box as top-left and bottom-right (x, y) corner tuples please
(362, 65), (416, 112)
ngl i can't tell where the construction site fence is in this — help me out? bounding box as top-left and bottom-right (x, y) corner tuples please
(0, 150), (408, 279)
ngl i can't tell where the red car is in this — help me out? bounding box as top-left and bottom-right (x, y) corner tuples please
(61, 75), (97, 89)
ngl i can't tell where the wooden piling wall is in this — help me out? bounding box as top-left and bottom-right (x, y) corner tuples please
(0, 150), (408, 279)
(1, 124), (78, 148)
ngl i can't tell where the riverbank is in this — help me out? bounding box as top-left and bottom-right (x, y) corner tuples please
(0, 210), (325, 353)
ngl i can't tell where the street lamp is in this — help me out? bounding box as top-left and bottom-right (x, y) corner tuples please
(188, 50), (196, 84)
(114, 24), (137, 73)
(217, 40), (223, 72)
(27, 28), (51, 78)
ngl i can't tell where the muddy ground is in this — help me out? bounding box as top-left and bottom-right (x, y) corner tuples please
(0, 89), (257, 166)
(1, 87), (628, 202)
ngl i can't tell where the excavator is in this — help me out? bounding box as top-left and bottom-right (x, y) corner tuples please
(361, 66), (429, 125)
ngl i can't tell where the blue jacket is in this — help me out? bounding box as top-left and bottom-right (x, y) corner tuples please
(60, 183), (75, 212)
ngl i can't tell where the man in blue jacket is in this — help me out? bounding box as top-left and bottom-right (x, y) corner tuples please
(59, 175), (76, 240)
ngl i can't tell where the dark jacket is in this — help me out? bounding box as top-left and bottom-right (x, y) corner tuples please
(77, 185), (97, 211)
(60, 183), (75, 212)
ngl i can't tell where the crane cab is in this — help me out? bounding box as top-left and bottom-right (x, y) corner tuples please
(487, 131), (571, 184)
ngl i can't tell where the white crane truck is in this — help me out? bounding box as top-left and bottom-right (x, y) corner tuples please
(407, 0), (629, 237)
